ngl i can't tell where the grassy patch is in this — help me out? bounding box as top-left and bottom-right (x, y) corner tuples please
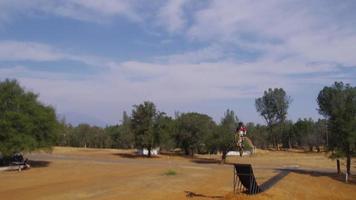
(164, 169), (177, 176)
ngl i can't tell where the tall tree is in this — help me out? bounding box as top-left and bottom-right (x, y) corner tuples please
(0, 79), (59, 157)
(106, 111), (134, 149)
(279, 120), (294, 149)
(317, 82), (356, 182)
(56, 118), (73, 146)
(155, 114), (175, 151)
(293, 118), (315, 150)
(73, 124), (92, 148)
(130, 101), (160, 157)
(255, 88), (291, 149)
(175, 112), (215, 156)
(247, 123), (269, 149)
(208, 109), (239, 163)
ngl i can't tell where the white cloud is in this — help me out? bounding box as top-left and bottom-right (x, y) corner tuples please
(187, 0), (356, 69)
(1, 1), (356, 124)
(43, 0), (141, 23)
(157, 0), (188, 32)
(0, 40), (112, 68)
(155, 45), (228, 64)
(0, 41), (64, 61)
(0, 0), (141, 24)
(1, 51), (350, 125)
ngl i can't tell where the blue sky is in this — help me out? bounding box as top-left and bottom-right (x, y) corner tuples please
(0, 0), (355, 126)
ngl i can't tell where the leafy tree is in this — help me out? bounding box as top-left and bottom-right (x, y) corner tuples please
(56, 118), (74, 146)
(120, 111), (134, 147)
(89, 126), (112, 148)
(72, 124), (92, 148)
(0, 79), (59, 157)
(247, 123), (269, 149)
(155, 114), (175, 151)
(130, 101), (161, 157)
(105, 111), (134, 149)
(317, 82), (356, 181)
(255, 88), (291, 149)
(293, 118), (315, 150)
(313, 119), (328, 152)
(214, 110), (239, 162)
(175, 112), (215, 156)
(300, 119), (327, 152)
(279, 120), (294, 149)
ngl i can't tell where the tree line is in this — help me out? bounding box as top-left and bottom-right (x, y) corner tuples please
(0, 79), (355, 180)
(56, 111), (328, 156)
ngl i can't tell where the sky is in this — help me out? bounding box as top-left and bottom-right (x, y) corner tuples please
(0, 0), (355, 126)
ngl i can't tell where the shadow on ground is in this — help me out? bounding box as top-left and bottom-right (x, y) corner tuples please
(190, 158), (223, 165)
(280, 168), (356, 185)
(28, 160), (51, 168)
(190, 157), (239, 166)
(259, 170), (290, 191)
(160, 151), (193, 158)
(260, 168), (355, 192)
(112, 153), (160, 159)
(185, 191), (223, 199)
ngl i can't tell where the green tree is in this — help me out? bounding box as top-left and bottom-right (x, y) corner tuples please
(279, 120), (294, 149)
(175, 112), (215, 156)
(89, 126), (111, 148)
(56, 118), (73, 146)
(313, 119), (328, 152)
(293, 118), (315, 150)
(247, 123), (269, 149)
(0, 79), (59, 157)
(130, 101), (160, 157)
(106, 111), (134, 149)
(317, 82), (356, 181)
(208, 109), (239, 163)
(255, 88), (291, 149)
(155, 114), (175, 151)
(73, 124), (92, 148)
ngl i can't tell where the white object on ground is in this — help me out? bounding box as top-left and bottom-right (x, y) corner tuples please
(137, 148), (160, 156)
(227, 151), (251, 156)
(0, 164), (29, 172)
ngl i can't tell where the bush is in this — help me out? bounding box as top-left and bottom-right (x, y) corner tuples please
(242, 139), (253, 151)
(164, 169), (177, 176)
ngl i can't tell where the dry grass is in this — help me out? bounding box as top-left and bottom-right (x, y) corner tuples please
(0, 147), (355, 200)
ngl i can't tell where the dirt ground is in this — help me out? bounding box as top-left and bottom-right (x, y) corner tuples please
(0, 147), (355, 200)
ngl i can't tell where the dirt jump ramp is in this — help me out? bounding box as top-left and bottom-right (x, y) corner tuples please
(233, 164), (261, 195)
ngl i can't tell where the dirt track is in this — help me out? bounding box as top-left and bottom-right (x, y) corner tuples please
(0, 147), (355, 200)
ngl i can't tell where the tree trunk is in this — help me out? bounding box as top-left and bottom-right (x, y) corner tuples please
(184, 147), (190, 155)
(148, 146), (151, 157)
(316, 146), (320, 152)
(346, 154), (351, 183)
(288, 135), (292, 149)
(309, 145), (313, 152)
(325, 130), (329, 147)
(190, 148), (194, 157)
(336, 159), (341, 174)
(221, 151), (227, 164)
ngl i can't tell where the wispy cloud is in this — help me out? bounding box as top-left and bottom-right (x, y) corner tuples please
(186, 0), (356, 68)
(0, 0), (141, 24)
(1, 0), (356, 124)
(156, 0), (188, 32)
(0, 41), (64, 61)
(0, 40), (113, 68)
